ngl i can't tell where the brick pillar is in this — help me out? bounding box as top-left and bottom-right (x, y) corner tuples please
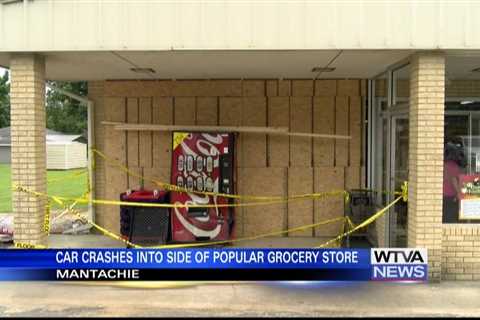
(10, 54), (47, 246)
(408, 52), (445, 282)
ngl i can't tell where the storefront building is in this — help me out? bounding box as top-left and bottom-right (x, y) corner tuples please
(1, 0), (479, 281)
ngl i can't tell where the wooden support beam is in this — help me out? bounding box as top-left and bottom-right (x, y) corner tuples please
(102, 121), (352, 140)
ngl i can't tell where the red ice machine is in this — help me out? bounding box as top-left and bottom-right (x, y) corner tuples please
(170, 132), (235, 242)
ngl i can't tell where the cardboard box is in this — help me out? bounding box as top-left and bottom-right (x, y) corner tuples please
(349, 96), (362, 167)
(139, 97), (152, 168)
(290, 97), (312, 167)
(196, 97), (218, 126)
(242, 97), (267, 167)
(242, 80), (265, 96)
(313, 97), (335, 166)
(314, 80), (337, 96)
(174, 97), (196, 125)
(152, 97), (173, 168)
(288, 167), (314, 237)
(292, 80), (314, 96)
(267, 97), (290, 167)
(241, 168), (287, 237)
(335, 96), (349, 167)
(314, 166), (345, 237)
(127, 98), (139, 167)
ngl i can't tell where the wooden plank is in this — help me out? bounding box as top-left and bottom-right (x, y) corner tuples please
(314, 80), (337, 96)
(126, 98), (139, 167)
(210, 80), (242, 97)
(349, 96), (362, 167)
(291, 80), (313, 96)
(313, 97), (335, 166)
(337, 79), (360, 96)
(152, 97), (173, 168)
(268, 97), (290, 167)
(314, 166), (345, 237)
(335, 96), (349, 167)
(242, 80), (265, 96)
(103, 97), (127, 233)
(196, 97), (218, 126)
(290, 97), (312, 167)
(174, 97), (196, 125)
(288, 167), (314, 237)
(104, 80), (172, 97)
(266, 80), (278, 97)
(241, 168), (287, 237)
(139, 97), (152, 168)
(242, 97), (267, 167)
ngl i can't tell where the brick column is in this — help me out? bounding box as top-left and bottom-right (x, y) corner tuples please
(408, 52), (445, 281)
(10, 54), (47, 246)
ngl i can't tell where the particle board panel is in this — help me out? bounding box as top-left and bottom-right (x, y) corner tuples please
(143, 166), (171, 190)
(152, 97), (173, 168)
(314, 80), (337, 96)
(103, 97), (127, 234)
(287, 167), (314, 237)
(335, 96), (349, 167)
(210, 80), (242, 97)
(104, 80), (172, 97)
(138, 97), (153, 168)
(171, 80), (207, 97)
(242, 97), (267, 167)
(196, 97), (218, 126)
(219, 97), (243, 167)
(278, 80), (291, 96)
(345, 166), (361, 191)
(266, 80), (278, 97)
(337, 79), (360, 96)
(242, 80), (265, 97)
(313, 97), (335, 166)
(241, 168), (287, 237)
(290, 97), (312, 167)
(127, 166), (144, 190)
(314, 167), (345, 238)
(360, 79), (367, 97)
(291, 80), (314, 96)
(267, 97), (290, 167)
(126, 98), (139, 168)
(349, 96), (362, 167)
(174, 97), (196, 125)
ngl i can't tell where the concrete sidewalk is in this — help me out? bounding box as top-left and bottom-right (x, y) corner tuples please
(0, 281), (479, 317)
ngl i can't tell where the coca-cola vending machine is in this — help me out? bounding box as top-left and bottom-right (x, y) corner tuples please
(170, 132), (235, 242)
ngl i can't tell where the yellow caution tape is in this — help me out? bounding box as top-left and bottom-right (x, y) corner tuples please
(14, 242), (48, 249)
(316, 196), (403, 248)
(91, 149), (349, 202)
(43, 201), (51, 235)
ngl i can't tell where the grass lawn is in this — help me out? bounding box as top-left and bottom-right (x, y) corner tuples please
(0, 164), (89, 213)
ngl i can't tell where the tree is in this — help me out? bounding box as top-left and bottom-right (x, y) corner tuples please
(46, 81), (88, 135)
(0, 71), (10, 128)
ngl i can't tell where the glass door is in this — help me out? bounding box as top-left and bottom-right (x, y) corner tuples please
(389, 116), (409, 247)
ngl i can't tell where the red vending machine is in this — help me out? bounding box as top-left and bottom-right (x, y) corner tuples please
(170, 132), (235, 242)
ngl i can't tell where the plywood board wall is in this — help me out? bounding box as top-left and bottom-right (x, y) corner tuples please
(288, 167), (314, 237)
(99, 79), (364, 240)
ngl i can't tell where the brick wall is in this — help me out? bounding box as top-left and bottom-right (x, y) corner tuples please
(10, 54), (47, 246)
(408, 52), (445, 282)
(92, 79), (366, 239)
(442, 225), (480, 280)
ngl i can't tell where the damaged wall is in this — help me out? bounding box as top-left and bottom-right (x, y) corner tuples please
(88, 79), (366, 239)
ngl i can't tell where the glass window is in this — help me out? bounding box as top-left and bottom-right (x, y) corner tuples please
(443, 101), (480, 224)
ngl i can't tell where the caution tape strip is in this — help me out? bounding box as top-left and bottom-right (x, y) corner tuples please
(92, 149), (349, 202)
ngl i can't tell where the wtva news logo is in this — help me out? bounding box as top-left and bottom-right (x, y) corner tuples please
(371, 248), (428, 281)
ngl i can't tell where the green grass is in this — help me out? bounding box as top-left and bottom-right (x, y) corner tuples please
(0, 164), (89, 213)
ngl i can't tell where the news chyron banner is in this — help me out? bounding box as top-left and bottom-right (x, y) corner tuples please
(0, 248), (428, 282)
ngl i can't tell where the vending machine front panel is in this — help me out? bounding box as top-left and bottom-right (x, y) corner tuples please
(170, 132), (235, 242)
